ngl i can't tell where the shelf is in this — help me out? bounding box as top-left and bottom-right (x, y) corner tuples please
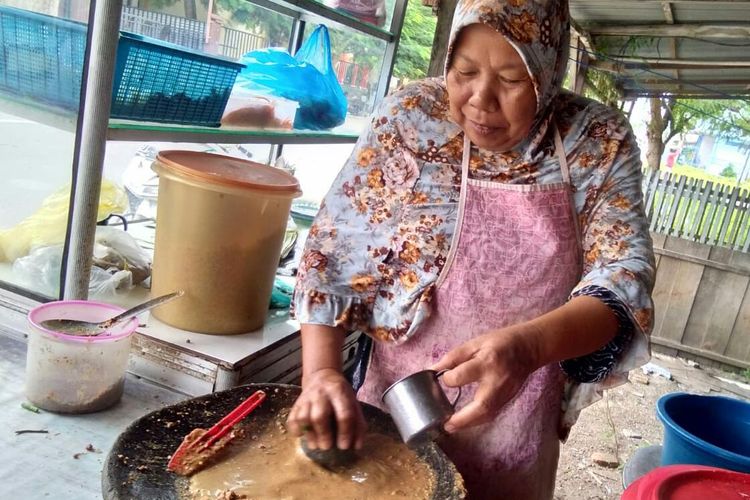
(0, 92), (361, 145)
(107, 120), (361, 144)
(250, 0), (394, 42)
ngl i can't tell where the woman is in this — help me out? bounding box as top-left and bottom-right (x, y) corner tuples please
(287, 0), (654, 498)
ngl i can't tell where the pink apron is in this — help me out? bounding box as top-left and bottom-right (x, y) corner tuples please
(358, 131), (581, 500)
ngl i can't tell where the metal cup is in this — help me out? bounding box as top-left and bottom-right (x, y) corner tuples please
(381, 369), (461, 445)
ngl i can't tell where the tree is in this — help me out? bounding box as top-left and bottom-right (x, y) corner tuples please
(138, 0), (205, 16)
(583, 68), (619, 108)
(215, 0), (291, 47)
(720, 165), (737, 179)
(393, 2), (437, 81)
(646, 98), (750, 171)
(427, 0), (457, 77)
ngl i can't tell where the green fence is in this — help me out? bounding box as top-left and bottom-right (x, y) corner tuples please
(643, 169), (750, 252)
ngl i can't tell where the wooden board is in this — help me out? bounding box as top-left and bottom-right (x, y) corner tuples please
(682, 246), (748, 354)
(723, 251), (750, 364)
(650, 232), (667, 268)
(651, 237), (710, 343)
(725, 292), (750, 364)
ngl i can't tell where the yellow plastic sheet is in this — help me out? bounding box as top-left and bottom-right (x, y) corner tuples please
(0, 180), (129, 262)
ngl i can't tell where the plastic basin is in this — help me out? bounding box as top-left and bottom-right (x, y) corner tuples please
(656, 392), (750, 473)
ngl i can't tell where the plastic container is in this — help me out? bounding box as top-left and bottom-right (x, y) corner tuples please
(0, 6), (243, 125)
(621, 464), (750, 500)
(150, 151), (302, 334)
(0, 6), (86, 109)
(221, 89), (299, 129)
(26, 301), (139, 413)
(111, 32), (243, 126)
(657, 392), (750, 473)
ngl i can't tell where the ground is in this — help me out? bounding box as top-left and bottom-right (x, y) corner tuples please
(553, 352), (750, 499)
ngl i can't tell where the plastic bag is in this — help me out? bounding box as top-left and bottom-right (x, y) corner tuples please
(92, 226), (151, 286)
(235, 25), (347, 130)
(269, 278), (294, 309)
(12, 227), (151, 296)
(0, 180), (129, 262)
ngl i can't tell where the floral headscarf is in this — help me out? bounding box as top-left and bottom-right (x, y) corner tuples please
(445, 0), (570, 158)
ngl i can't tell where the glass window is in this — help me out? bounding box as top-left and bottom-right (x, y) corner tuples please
(281, 143), (354, 206)
(214, 0), (295, 53)
(0, 1), (90, 299)
(327, 24), (387, 118)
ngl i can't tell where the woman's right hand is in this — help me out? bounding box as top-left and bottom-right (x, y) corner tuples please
(286, 368), (367, 451)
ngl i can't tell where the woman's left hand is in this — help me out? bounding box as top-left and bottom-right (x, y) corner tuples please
(431, 322), (543, 432)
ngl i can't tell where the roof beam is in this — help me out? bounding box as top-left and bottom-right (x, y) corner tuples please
(603, 0), (750, 3)
(588, 23), (750, 38)
(569, 18), (596, 60)
(662, 1), (675, 23)
(591, 57), (750, 70)
(660, 2), (682, 92)
(624, 91), (749, 99)
(622, 81), (750, 90)
(631, 78), (750, 85)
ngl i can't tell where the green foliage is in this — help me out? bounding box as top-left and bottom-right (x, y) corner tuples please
(139, 0), (207, 16)
(393, 2), (436, 81)
(720, 164), (737, 179)
(215, 0), (291, 47)
(583, 68), (620, 107)
(328, 29), (383, 80)
(651, 98), (750, 156)
(686, 99), (750, 143)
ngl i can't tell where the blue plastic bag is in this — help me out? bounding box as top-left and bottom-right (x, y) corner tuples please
(235, 25), (347, 130)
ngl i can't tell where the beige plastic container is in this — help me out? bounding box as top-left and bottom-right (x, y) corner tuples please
(151, 151), (301, 334)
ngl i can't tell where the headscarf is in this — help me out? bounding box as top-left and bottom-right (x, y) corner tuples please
(444, 0), (570, 160)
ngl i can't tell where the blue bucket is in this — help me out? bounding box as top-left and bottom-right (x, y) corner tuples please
(657, 392), (750, 473)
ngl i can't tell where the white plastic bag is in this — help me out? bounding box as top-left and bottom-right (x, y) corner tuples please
(93, 226), (151, 285)
(12, 227), (151, 296)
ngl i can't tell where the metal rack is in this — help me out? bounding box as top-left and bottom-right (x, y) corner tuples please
(0, 0), (406, 398)
(62, 0), (407, 299)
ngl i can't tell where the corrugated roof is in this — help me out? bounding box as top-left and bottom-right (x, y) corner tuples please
(570, 0), (750, 98)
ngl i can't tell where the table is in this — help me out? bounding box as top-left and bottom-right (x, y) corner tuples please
(0, 334), (188, 499)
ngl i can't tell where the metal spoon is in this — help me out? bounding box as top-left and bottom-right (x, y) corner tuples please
(40, 291), (184, 336)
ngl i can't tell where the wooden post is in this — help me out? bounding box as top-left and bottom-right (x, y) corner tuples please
(566, 32), (580, 91)
(572, 36), (589, 95)
(205, 0), (214, 44)
(427, 0), (459, 77)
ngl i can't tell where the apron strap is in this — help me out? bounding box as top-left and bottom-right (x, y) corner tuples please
(461, 134), (471, 191)
(553, 127), (571, 185)
(554, 126), (583, 258)
(437, 133), (473, 288)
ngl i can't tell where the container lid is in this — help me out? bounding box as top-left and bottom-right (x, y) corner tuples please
(156, 151), (301, 194)
(656, 467), (750, 499)
(624, 465), (750, 500)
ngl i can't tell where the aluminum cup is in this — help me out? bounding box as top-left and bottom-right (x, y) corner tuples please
(381, 369), (461, 445)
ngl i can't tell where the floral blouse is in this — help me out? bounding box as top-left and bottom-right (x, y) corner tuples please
(292, 80), (656, 422)
(293, 79), (655, 345)
(293, 0), (655, 425)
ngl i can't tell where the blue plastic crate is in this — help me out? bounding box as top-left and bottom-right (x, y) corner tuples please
(0, 6), (86, 110)
(112, 32), (243, 126)
(0, 6), (244, 127)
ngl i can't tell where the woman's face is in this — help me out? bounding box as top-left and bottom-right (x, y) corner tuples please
(446, 23), (537, 152)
